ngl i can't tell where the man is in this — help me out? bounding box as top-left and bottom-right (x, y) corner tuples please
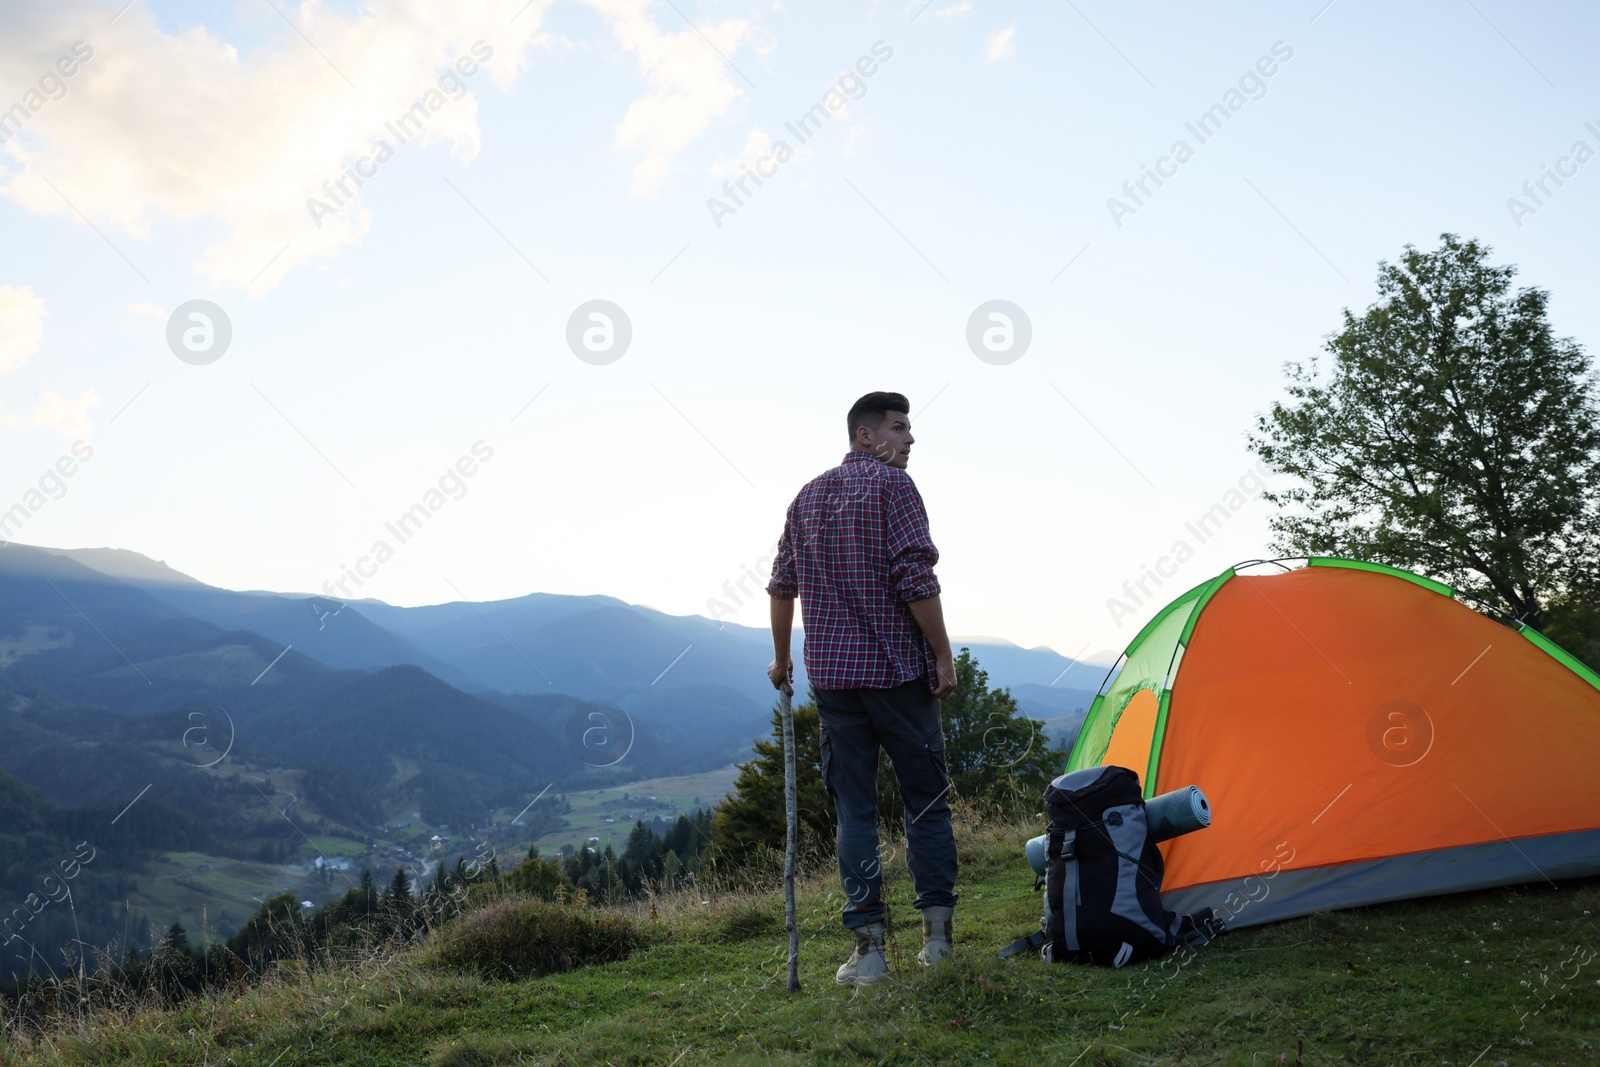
(765, 391), (959, 989)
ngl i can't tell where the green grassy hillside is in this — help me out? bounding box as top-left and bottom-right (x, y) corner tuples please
(2, 807), (1595, 1066)
(529, 764), (740, 855)
(120, 851), (310, 938)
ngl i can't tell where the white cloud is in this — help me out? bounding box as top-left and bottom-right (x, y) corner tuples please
(0, 1), (759, 289)
(711, 128), (771, 180)
(843, 120), (869, 156)
(585, 0), (753, 196)
(0, 284), (96, 437)
(710, 127), (810, 180)
(751, 27), (779, 60)
(933, 2), (973, 18)
(0, 388), (100, 438)
(985, 26), (1017, 62)
(126, 300), (166, 320)
(0, 0), (558, 295)
(0, 285), (46, 375)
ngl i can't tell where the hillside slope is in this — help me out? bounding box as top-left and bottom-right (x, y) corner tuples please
(7, 810), (1595, 1065)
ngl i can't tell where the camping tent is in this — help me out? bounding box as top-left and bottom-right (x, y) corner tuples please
(1066, 557), (1600, 928)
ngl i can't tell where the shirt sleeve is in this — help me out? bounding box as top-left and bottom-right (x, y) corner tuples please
(766, 500), (798, 598)
(884, 476), (941, 602)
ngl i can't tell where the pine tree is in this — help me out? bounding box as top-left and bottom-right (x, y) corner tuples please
(661, 849), (683, 888)
(710, 700), (837, 866)
(162, 921), (191, 955)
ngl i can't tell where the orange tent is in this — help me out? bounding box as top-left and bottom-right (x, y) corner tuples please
(1067, 558), (1600, 927)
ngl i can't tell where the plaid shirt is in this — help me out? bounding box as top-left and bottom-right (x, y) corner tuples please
(766, 451), (942, 690)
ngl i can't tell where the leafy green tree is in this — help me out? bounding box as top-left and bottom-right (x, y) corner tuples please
(506, 846), (575, 901)
(227, 892), (311, 969)
(1545, 587), (1600, 671)
(1250, 233), (1600, 633)
(938, 648), (1058, 808)
(713, 650), (1058, 869)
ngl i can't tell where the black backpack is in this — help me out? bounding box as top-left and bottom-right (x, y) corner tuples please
(1000, 765), (1226, 967)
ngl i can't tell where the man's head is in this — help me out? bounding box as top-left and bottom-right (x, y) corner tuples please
(847, 391), (914, 469)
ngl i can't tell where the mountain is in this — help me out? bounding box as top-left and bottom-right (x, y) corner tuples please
(1, 542), (1106, 780)
(0, 540), (1108, 981)
(0, 546), (675, 820)
(0, 757), (225, 985)
(31, 547), (483, 690)
(13, 543), (1107, 748)
(34, 545), (204, 587)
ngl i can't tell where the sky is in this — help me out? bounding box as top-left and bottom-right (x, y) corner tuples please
(1, 0), (1597, 666)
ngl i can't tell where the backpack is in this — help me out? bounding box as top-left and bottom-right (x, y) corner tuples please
(999, 765), (1227, 968)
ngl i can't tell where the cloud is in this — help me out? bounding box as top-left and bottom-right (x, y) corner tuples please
(126, 300), (165, 319)
(0, 283), (97, 437)
(933, 2), (972, 17)
(0, 388), (100, 438)
(0, 285), (46, 375)
(585, 0), (753, 196)
(843, 120), (869, 156)
(0, 0), (558, 295)
(710, 127), (809, 180)
(985, 27), (1017, 62)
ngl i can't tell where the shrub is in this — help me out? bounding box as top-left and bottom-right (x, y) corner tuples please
(715, 899), (783, 943)
(423, 898), (646, 981)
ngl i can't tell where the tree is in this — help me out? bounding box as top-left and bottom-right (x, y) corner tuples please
(1250, 234), (1600, 631)
(661, 848), (683, 888)
(1545, 586), (1600, 671)
(384, 867), (410, 904)
(161, 921), (191, 956)
(505, 849), (574, 901)
(712, 650), (1061, 869)
(709, 700), (845, 866)
(938, 648), (1058, 808)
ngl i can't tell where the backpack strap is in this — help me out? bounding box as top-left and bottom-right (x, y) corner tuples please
(997, 930), (1046, 959)
(1043, 827), (1080, 957)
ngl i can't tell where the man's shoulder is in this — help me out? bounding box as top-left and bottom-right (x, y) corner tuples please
(838, 453), (916, 485)
(792, 453), (915, 502)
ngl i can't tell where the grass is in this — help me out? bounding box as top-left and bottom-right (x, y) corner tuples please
(423, 898), (649, 980)
(304, 836), (369, 860)
(118, 852), (309, 938)
(531, 765), (741, 855)
(2, 805), (1595, 1065)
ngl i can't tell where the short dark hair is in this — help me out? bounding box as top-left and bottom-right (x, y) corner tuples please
(846, 391), (910, 443)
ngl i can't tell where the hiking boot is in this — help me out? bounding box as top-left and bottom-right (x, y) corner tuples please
(917, 905), (954, 967)
(835, 922), (889, 987)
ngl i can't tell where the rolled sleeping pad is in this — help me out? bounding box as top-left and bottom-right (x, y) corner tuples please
(1145, 784), (1211, 842)
(1026, 833), (1048, 877)
(1024, 784), (1211, 877)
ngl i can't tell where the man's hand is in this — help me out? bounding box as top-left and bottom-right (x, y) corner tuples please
(931, 653), (957, 700)
(769, 595), (796, 693)
(767, 656), (794, 692)
(908, 596), (957, 699)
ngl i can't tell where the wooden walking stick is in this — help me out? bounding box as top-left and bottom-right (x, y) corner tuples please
(780, 679), (800, 991)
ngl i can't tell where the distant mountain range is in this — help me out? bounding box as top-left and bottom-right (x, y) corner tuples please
(0, 543), (1102, 808)
(17, 542), (1103, 729)
(0, 541), (1103, 979)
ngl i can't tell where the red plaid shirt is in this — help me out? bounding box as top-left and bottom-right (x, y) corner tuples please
(766, 451), (942, 690)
